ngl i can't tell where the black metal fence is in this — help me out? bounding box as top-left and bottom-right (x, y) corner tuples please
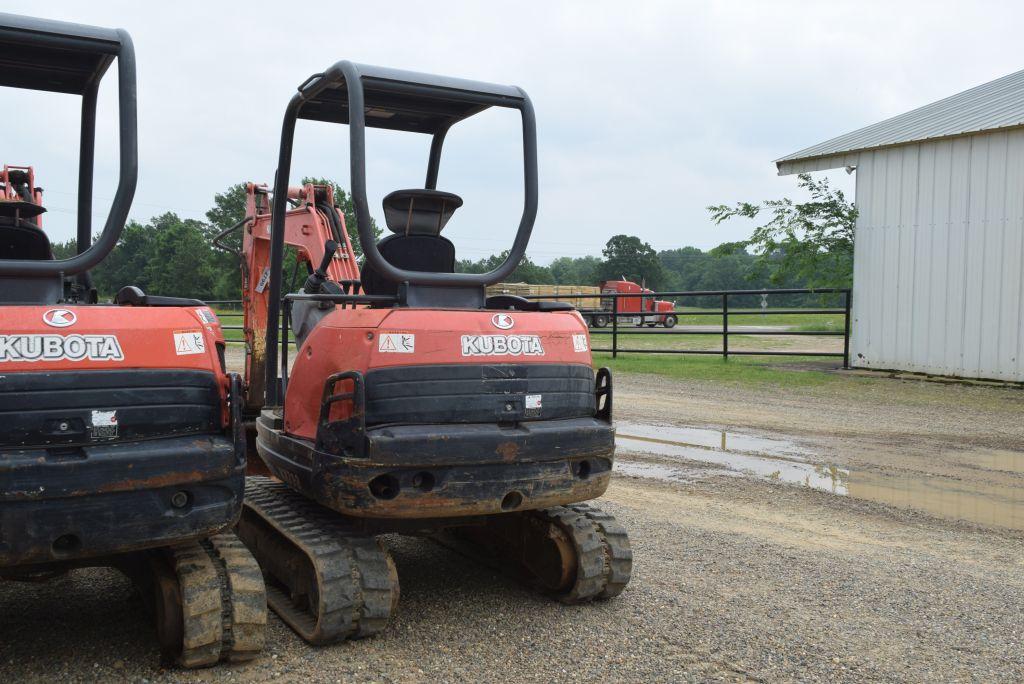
(526, 288), (852, 367)
(207, 287), (852, 367)
(204, 300), (253, 347)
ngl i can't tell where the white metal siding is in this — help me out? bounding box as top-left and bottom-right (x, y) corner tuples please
(850, 129), (1024, 381)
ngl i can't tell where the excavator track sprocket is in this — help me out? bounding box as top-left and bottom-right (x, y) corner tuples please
(444, 502), (632, 604)
(146, 532), (267, 668)
(236, 476), (399, 645)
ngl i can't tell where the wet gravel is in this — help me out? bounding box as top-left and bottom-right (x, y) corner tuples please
(2, 470), (1021, 682)
(3, 366), (1022, 682)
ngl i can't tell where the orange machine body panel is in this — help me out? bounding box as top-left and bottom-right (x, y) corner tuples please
(283, 308), (592, 439)
(0, 304), (230, 424)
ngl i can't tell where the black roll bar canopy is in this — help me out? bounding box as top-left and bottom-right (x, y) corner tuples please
(264, 61), (539, 402)
(0, 13), (137, 277)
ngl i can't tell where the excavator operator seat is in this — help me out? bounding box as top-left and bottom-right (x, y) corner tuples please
(0, 199), (50, 261)
(0, 220), (52, 261)
(360, 189), (462, 297)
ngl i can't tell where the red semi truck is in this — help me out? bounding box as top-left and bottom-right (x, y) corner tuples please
(582, 279), (677, 328)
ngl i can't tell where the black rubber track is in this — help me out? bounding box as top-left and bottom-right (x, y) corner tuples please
(171, 541), (224, 668)
(239, 477), (399, 645)
(565, 502), (633, 599)
(206, 533), (267, 662)
(437, 503), (633, 604)
(168, 533), (267, 668)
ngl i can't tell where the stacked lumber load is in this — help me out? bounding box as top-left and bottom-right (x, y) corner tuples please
(485, 282), (602, 309)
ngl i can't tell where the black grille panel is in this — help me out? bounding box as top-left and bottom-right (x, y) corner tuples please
(0, 369), (222, 448)
(364, 363), (595, 425)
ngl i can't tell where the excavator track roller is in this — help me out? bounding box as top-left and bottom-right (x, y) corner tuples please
(444, 502), (632, 604)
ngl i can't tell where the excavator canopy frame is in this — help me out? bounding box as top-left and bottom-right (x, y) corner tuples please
(0, 13), (137, 279)
(264, 61), (539, 403)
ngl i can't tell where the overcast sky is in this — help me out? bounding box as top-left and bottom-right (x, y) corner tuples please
(7, 0), (1024, 263)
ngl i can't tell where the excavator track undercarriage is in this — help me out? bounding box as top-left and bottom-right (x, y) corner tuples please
(128, 532), (267, 668)
(236, 477), (400, 645)
(442, 502), (633, 603)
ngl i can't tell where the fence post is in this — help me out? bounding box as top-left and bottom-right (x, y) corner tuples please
(722, 293), (729, 360)
(612, 295), (618, 359)
(843, 289), (852, 369)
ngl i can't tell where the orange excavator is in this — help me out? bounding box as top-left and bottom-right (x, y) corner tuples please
(0, 14), (265, 666)
(218, 61), (632, 643)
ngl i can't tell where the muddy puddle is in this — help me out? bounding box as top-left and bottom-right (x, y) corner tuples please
(614, 422), (1024, 531)
(614, 460), (742, 484)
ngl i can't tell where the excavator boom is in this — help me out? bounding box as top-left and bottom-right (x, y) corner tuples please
(222, 182), (360, 411)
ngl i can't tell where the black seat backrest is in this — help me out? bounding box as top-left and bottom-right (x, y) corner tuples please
(361, 233), (456, 297)
(0, 220), (53, 261)
(0, 218), (60, 303)
(360, 189), (462, 297)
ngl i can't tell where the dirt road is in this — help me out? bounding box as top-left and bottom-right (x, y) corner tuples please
(1, 367), (1021, 682)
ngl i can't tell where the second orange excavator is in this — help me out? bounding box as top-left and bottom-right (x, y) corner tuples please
(217, 62), (633, 644)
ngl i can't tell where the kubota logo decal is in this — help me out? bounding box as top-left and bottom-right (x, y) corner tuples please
(0, 334), (124, 362)
(491, 313), (514, 330)
(43, 309), (76, 327)
(461, 334), (544, 356)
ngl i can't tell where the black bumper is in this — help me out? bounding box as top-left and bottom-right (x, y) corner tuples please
(256, 414), (615, 519)
(0, 434), (244, 568)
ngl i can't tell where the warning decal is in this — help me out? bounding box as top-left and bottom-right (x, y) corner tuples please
(378, 333), (415, 354)
(174, 330), (207, 356)
(255, 267), (271, 293)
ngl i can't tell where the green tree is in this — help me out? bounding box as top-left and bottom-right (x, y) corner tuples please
(707, 173), (856, 288)
(456, 250), (554, 283)
(598, 234), (667, 290)
(549, 255), (601, 285)
(204, 183), (248, 299)
(143, 213), (218, 298)
(205, 183), (248, 244)
(658, 246), (707, 291)
(50, 238), (77, 260)
(90, 219), (156, 297)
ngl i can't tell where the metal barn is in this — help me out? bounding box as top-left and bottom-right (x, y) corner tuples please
(776, 69), (1024, 382)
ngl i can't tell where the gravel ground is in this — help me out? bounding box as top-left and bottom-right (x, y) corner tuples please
(2, 473), (1021, 683)
(2, 367), (1021, 682)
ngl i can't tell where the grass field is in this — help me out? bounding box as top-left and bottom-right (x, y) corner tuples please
(672, 310), (845, 328)
(592, 353), (844, 386)
(212, 307), (245, 342)
(590, 331), (842, 353)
